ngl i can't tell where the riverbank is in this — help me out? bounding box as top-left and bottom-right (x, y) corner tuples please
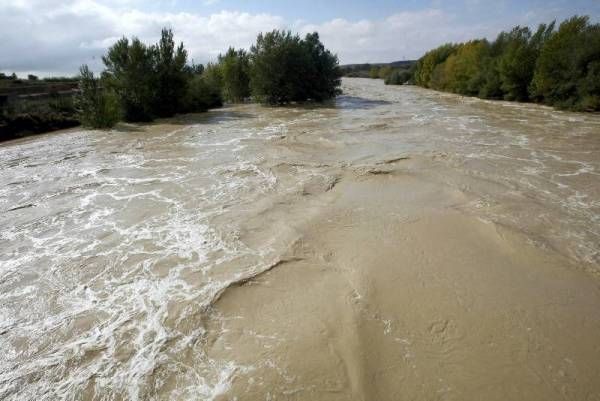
(0, 79), (80, 141)
(412, 16), (600, 112)
(0, 111), (80, 141)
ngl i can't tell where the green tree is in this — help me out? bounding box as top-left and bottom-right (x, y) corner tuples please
(476, 32), (510, 99)
(183, 63), (223, 112)
(378, 65), (393, 80)
(219, 47), (251, 103)
(200, 63), (224, 108)
(250, 31), (300, 104)
(384, 69), (413, 85)
(102, 37), (155, 122)
(368, 66), (380, 79)
(249, 30), (340, 104)
(531, 16), (600, 110)
(476, 57), (503, 99)
(414, 43), (458, 88)
(152, 28), (189, 117)
(302, 32), (342, 101)
(497, 24), (553, 101)
(422, 41), (488, 94)
(413, 15), (599, 112)
(76, 65), (120, 128)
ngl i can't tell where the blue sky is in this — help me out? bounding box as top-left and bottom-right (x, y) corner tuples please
(1, 0), (599, 76)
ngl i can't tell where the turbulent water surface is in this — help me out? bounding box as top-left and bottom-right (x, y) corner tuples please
(1, 78), (599, 400)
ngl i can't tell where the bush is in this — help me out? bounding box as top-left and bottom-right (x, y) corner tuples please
(219, 48), (250, 103)
(79, 27), (341, 128)
(250, 30), (308, 104)
(152, 28), (189, 117)
(76, 65), (120, 128)
(102, 37), (156, 122)
(368, 66), (380, 79)
(183, 64), (224, 112)
(249, 30), (341, 104)
(497, 24), (553, 101)
(384, 69), (413, 85)
(531, 16), (600, 110)
(0, 113), (79, 141)
(100, 29), (195, 121)
(302, 32), (342, 101)
(414, 44), (458, 87)
(1, 95), (79, 141)
(378, 65), (393, 80)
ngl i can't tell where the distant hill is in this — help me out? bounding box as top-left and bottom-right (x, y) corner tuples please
(341, 60), (415, 69)
(340, 60), (416, 78)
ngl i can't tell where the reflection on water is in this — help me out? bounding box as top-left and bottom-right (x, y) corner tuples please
(1, 78), (599, 400)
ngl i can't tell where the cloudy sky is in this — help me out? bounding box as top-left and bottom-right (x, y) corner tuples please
(1, 0), (599, 77)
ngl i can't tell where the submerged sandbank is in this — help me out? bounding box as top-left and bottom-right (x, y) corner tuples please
(207, 158), (600, 400)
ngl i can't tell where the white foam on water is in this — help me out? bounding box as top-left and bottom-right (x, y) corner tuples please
(2, 80), (600, 399)
(0, 119), (293, 400)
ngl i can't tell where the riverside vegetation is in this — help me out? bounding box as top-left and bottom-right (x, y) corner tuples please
(2, 15), (598, 140)
(1, 28), (341, 137)
(77, 29), (341, 128)
(340, 61), (416, 85)
(411, 16), (600, 111)
(353, 15), (599, 112)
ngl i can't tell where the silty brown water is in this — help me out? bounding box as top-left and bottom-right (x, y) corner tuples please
(1, 78), (599, 400)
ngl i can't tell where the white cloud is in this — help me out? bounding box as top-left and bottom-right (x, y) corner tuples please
(0, 0), (510, 76)
(297, 9), (502, 63)
(0, 0), (284, 76)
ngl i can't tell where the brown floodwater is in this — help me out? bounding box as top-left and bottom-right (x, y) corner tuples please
(1, 78), (599, 400)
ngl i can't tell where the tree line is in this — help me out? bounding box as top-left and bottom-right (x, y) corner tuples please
(77, 29), (342, 128)
(368, 65), (414, 85)
(340, 61), (415, 85)
(411, 16), (600, 111)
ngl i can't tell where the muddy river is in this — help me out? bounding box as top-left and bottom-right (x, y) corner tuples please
(1, 78), (599, 400)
